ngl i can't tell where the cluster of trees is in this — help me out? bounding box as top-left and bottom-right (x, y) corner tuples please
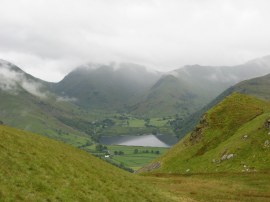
(167, 114), (185, 137)
(114, 151), (124, 155)
(95, 144), (108, 152)
(0, 120), (3, 125)
(57, 116), (117, 142)
(134, 149), (160, 154)
(114, 114), (129, 120)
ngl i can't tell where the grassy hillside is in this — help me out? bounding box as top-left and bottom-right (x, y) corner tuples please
(150, 93), (270, 173)
(177, 73), (270, 139)
(228, 73), (270, 100)
(0, 125), (174, 201)
(0, 89), (93, 147)
(0, 60), (94, 147)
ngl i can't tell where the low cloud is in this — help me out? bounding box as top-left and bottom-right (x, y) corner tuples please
(1, 0), (270, 81)
(0, 61), (48, 98)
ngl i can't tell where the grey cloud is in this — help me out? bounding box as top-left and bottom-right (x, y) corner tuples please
(0, 0), (270, 81)
(0, 61), (77, 102)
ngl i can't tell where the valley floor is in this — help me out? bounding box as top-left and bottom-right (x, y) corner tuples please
(142, 171), (270, 202)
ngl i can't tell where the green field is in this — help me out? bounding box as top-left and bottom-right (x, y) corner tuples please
(107, 145), (169, 170)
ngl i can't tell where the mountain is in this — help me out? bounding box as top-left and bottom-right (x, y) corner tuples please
(0, 60), (92, 147)
(52, 63), (161, 111)
(139, 93), (270, 173)
(0, 124), (172, 201)
(225, 73), (270, 100)
(178, 71), (270, 139)
(131, 55), (270, 117)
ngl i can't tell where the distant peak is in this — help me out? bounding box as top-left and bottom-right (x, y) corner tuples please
(0, 59), (12, 66)
(0, 60), (24, 73)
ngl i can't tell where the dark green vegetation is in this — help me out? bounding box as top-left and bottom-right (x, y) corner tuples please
(0, 125), (174, 201)
(151, 93), (270, 173)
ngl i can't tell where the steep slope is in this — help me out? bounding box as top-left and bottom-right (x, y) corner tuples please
(132, 55), (270, 117)
(144, 93), (270, 173)
(178, 72), (270, 139)
(0, 125), (172, 201)
(52, 63), (161, 111)
(226, 73), (270, 100)
(0, 60), (92, 147)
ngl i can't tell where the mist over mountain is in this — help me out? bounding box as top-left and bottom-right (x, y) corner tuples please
(176, 60), (270, 139)
(0, 59), (50, 97)
(52, 63), (162, 111)
(2, 55), (270, 143)
(131, 55), (270, 117)
(0, 60), (93, 146)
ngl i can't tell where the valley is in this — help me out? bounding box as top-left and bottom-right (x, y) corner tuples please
(1, 57), (270, 201)
(2, 1), (270, 201)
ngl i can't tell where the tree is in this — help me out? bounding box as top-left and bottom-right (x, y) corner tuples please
(155, 150), (160, 155)
(152, 128), (159, 135)
(118, 151), (124, 155)
(96, 144), (107, 152)
(134, 149), (139, 154)
(114, 151), (118, 155)
(0, 120), (3, 125)
(144, 118), (150, 127)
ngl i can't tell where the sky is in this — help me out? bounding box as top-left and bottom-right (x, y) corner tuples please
(0, 0), (270, 82)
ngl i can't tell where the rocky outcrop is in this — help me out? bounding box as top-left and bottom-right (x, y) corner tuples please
(264, 140), (270, 148)
(189, 114), (208, 144)
(265, 119), (270, 130)
(221, 153), (234, 161)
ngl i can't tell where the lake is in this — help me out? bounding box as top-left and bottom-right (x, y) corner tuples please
(100, 134), (178, 147)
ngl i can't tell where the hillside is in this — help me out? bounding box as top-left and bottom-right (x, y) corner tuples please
(132, 55), (270, 117)
(177, 72), (270, 139)
(0, 125), (172, 201)
(227, 73), (270, 100)
(52, 63), (161, 111)
(0, 60), (93, 147)
(142, 93), (270, 173)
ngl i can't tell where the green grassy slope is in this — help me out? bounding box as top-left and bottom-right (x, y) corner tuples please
(0, 60), (93, 147)
(228, 73), (270, 100)
(177, 72), (270, 139)
(153, 93), (270, 173)
(0, 89), (92, 147)
(0, 125), (173, 201)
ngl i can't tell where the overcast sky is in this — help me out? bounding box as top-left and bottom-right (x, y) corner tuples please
(0, 0), (270, 82)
